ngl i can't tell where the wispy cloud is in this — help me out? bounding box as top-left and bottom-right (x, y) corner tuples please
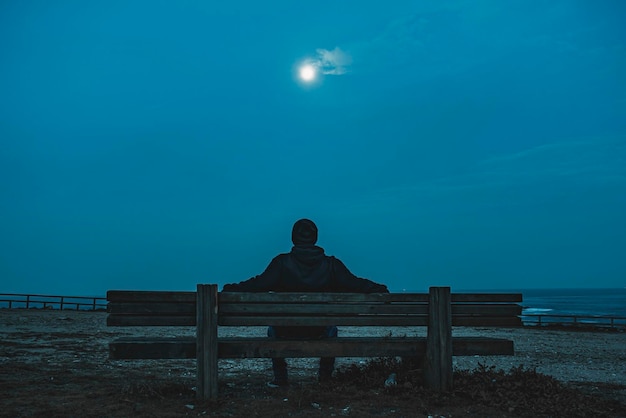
(331, 136), (626, 216)
(307, 47), (352, 75)
(475, 138), (626, 185)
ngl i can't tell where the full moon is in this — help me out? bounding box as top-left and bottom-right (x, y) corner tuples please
(299, 64), (316, 82)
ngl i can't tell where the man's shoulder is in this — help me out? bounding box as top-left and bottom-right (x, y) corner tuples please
(269, 252), (292, 265)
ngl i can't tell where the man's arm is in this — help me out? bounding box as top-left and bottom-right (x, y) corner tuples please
(222, 255), (284, 292)
(330, 257), (389, 293)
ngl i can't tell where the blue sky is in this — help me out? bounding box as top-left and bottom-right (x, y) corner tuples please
(1, 1), (625, 295)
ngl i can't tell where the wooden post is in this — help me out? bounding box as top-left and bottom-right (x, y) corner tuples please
(196, 284), (219, 400)
(425, 286), (453, 391)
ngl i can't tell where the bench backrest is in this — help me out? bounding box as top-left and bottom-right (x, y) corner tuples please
(107, 288), (522, 328)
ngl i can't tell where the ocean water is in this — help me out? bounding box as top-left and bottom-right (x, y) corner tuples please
(520, 288), (626, 327)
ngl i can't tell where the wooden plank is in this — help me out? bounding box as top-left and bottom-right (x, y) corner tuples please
(108, 336), (513, 360)
(107, 302), (196, 314)
(451, 293), (522, 302)
(196, 284), (218, 400)
(452, 317), (522, 327)
(218, 315), (430, 327)
(108, 314), (431, 327)
(107, 315), (195, 326)
(107, 290), (196, 303)
(109, 337), (196, 359)
(106, 301), (520, 317)
(108, 337), (427, 359)
(107, 314), (518, 328)
(107, 290), (521, 304)
(219, 292), (429, 303)
(219, 337), (427, 358)
(222, 336), (513, 358)
(219, 303), (429, 316)
(108, 313), (519, 328)
(425, 287), (453, 392)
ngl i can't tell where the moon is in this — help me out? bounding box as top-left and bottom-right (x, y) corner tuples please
(299, 64), (317, 82)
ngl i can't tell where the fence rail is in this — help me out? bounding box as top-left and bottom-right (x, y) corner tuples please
(523, 313), (626, 329)
(0, 293), (107, 311)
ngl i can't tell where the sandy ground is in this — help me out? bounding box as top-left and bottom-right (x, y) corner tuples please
(1, 309), (625, 417)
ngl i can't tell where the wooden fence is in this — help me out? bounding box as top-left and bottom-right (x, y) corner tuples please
(523, 313), (626, 329)
(0, 293), (107, 311)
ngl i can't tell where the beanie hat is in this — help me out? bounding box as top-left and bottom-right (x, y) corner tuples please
(291, 219), (318, 245)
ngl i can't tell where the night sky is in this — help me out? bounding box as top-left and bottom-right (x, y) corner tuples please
(1, 1), (625, 296)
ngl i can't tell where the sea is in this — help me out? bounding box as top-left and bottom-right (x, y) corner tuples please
(518, 288), (626, 327)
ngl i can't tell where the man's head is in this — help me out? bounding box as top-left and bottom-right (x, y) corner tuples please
(292, 219), (318, 246)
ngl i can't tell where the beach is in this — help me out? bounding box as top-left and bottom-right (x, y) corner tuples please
(1, 309), (625, 417)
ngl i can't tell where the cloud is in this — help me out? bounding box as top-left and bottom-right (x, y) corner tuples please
(329, 136), (626, 218)
(309, 47), (352, 75)
(389, 136), (626, 196)
(475, 138), (626, 185)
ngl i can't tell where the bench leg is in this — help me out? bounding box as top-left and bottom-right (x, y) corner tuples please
(197, 284), (219, 400)
(425, 286), (453, 391)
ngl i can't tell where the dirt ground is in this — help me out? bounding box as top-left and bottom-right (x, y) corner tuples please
(1, 309), (625, 417)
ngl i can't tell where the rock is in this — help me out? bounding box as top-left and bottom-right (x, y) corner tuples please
(384, 373), (397, 387)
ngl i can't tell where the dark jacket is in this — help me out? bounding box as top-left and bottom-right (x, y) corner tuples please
(222, 245), (388, 293)
(223, 245), (387, 338)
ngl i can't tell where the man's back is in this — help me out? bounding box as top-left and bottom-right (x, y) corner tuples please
(222, 244), (387, 293)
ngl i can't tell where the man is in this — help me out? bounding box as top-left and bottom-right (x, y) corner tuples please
(222, 218), (388, 387)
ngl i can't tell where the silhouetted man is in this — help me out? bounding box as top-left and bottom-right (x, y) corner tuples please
(222, 218), (388, 387)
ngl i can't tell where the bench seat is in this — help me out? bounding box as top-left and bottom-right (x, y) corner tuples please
(110, 336), (514, 359)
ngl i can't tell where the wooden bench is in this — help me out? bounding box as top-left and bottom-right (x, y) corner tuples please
(107, 285), (522, 400)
